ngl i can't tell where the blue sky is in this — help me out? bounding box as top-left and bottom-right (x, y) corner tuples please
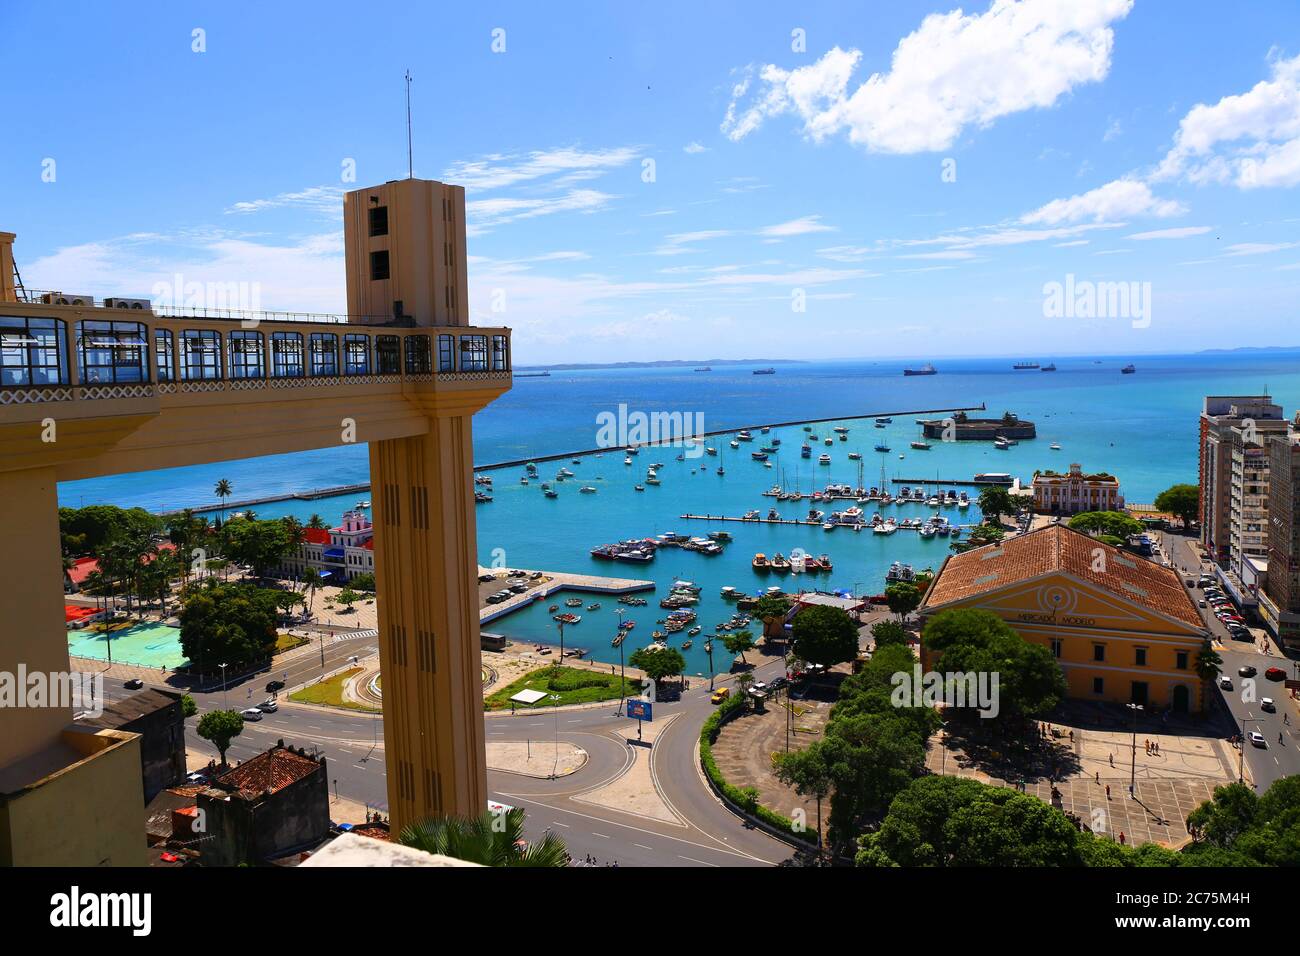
(2, 0), (1299, 362)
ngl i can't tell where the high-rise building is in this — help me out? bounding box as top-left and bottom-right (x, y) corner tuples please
(1198, 396), (1285, 575)
(1263, 424), (1300, 650)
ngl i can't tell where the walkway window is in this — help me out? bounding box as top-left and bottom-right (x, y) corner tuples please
(437, 333), (455, 372)
(491, 334), (509, 371)
(228, 330), (265, 379)
(181, 329), (223, 380)
(154, 329), (175, 382)
(344, 333), (371, 376)
(375, 335), (401, 374)
(0, 316), (66, 386)
(309, 332), (338, 377)
(460, 334), (488, 372)
(77, 320), (148, 384)
(404, 334), (432, 374)
(271, 331), (304, 378)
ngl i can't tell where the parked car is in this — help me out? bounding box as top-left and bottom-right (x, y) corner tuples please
(1239, 665), (1257, 678)
(240, 708), (264, 721)
(1248, 731), (1267, 748)
(1261, 698), (1276, 712)
(265, 680), (285, 693)
(1266, 667), (1286, 681)
(1185, 578), (1196, 587)
(123, 678), (144, 690)
(477, 573), (497, 583)
(1198, 599), (1207, 608)
(1219, 676), (1233, 690)
(258, 699), (278, 713)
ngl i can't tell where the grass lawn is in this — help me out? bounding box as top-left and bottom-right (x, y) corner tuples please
(484, 665), (642, 711)
(289, 667), (379, 712)
(276, 633), (309, 653)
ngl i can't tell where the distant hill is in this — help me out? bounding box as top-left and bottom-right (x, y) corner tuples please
(1198, 345), (1300, 355)
(513, 359), (807, 371)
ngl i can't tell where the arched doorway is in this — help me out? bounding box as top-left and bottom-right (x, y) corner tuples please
(1172, 684), (1190, 714)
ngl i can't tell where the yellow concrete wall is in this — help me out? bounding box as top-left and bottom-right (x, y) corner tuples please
(0, 728), (146, 867)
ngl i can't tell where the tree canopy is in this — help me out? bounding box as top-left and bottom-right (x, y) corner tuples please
(885, 582), (922, 620)
(1068, 510), (1144, 540)
(791, 605), (859, 668)
(220, 516), (294, 578)
(720, 629), (756, 664)
(1155, 483), (1199, 527)
(59, 504), (160, 556)
(628, 644), (687, 683)
(197, 709), (244, 766)
(179, 580), (280, 670)
(977, 486), (1015, 522)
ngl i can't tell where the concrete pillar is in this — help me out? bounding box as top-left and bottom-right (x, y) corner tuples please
(0, 466), (74, 765)
(369, 414), (485, 832)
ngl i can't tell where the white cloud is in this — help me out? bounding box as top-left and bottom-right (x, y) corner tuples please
(1154, 53), (1300, 189)
(683, 142), (709, 154)
(1021, 178), (1185, 225)
(442, 146), (640, 192)
(225, 185), (346, 218)
(1222, 241), (1300, 257)
(759, 215), (836, 238)
(1053, 239), (1090, 247)
(1127, 226), (1212, 240)
(466, 189), (618, 233)
(816, 245), (880, 262)
(721, 0), (1133, 153)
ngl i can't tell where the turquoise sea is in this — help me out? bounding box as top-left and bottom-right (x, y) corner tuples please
(58, 352), (1300, 676)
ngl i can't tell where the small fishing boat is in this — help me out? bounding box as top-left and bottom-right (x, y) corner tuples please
(1050, 442), (1061, 451)
(544, 488), (558, 498)
(579, 485), (598, 493)
(770, 553), (791, 573)
(752, 553), (770, 572)
(548, 604), (559, 612)
(848, 452), (862, 460)
(634, 484), (645, 491)
(819, 454), (831, 465)
(565, 597), (583, 607)
(587, 603), (601, 611)
(874, 443), (890, 453)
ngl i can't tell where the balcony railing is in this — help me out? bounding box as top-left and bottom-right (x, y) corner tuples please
(0, 305), (510, 404)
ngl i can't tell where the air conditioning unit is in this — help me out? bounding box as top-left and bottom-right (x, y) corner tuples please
(102, 297), (153, 311)
(41, 292), (96, 306)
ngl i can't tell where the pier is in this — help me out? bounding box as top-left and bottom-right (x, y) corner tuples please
(678, 513), (975, 531)
(478, 568), (656, 626)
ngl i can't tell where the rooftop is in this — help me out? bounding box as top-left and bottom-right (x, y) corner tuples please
(82, 688), (182, 730)
(215, 743), (322, 798)
(922, 524), (1203, 629)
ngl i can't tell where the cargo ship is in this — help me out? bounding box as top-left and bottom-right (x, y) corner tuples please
(903, 363), (937, 376)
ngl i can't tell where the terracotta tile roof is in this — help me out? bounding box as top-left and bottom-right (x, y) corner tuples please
(304, 528), (332, 545)
(66, 556), (99, 586)
(922, 524), (1203, 629)
(217, 745), (321, 798)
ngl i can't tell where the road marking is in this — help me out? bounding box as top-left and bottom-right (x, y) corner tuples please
(550, 821), (570, 828)
(592, 832), (610, 839)
(678, 854), (719, 867)
(633, 843), (652, 850)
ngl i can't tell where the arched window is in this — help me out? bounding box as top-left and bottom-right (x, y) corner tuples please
(0, 316), (66, 386)
(228, 330), (265, 379)
(181, 329), (223, 380)
(77, 319), (148, 384)
(343, 334), (370, 376)
(404, 334), (432, 374)
(271, 331), (304, 378)
(309, 332), (338, 377)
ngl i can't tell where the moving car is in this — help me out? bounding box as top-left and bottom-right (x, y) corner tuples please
(710, 687), (731, 705)
(1219, 676), (1233, 690)
(240, 708), (264, 721)
(1266, 667), (1287, 681)
(258, 699), (278, 713)
(1261, 698), (1276, 712)
(1239, 665), (1257, 678)
(123, 678), (144, 690)
(266, 679), (286, 692)
(1248, 731), (1267, 748)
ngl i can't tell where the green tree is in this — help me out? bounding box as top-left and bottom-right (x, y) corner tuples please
(197, 709), (244, 766)
(1068, 510), (1144, 540)
(791, 604), (859, 667)
(721, 629), (756, 666)
(221, 516), (293, 579)
(306, 513), (327, 530)
(1155, 483), (1199, 528)
(1196, 640), (1223, 683)
(302, 567), (323, 618)
(752, 593), (792, 638)
(628, 644), (687, 684)
(885, 582), (922, 621)
(870, 619), (909, 649)
(336, 588), (361, 613)
(180, 694), (198, 719)
(214, 479), (233, 524)
(400, 808), (568, 866)
(179, 580), (280, 670)
(923, 608), (1067, 724)
(349, 571), (376, 593)
(773, 744), (832, 850)
(977, 486), (1015, 523)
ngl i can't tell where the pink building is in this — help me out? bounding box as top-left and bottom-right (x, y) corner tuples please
(280, 509), (375, 583)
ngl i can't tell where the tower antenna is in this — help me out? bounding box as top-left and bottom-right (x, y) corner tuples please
(404, 69), (414, 179)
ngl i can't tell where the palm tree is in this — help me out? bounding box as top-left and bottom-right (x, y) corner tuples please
(398, 808), (569, 867)
(735, 671), (754, 708)
(302, 567), (322, 619)
(306, 513), (326, 530)
(214, 479), (233, 524)
(149, 550), (181, 619)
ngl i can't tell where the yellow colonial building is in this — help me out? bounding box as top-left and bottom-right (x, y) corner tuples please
(920, 526), (1209, 713)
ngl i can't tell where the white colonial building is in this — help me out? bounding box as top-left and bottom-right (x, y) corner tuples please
(280, 509), (375, 583)
(1032, 463), (1124, 515)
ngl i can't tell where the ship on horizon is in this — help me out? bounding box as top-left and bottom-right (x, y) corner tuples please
(1121, 363), (1136, 374)
(903, 362), (937, 376)
(694, 366), (712, 372)
(753, 367), (776, 375)
(1012, 361), (1040, 370)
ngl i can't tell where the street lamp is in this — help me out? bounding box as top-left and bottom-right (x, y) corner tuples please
(1126, 702), (1143, 796)
(220, 662), (229, 711)
(550, 693), (561, 779)
(614, 608), (627, 714)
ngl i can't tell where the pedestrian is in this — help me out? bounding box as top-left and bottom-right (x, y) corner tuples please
(1109, 753), (1114, 767)
(1144, 738), (1150, 754)
(1105, 784), (1111, 800)
(1118, 831), (1126, 845)
(1095, 771), (1100, 784)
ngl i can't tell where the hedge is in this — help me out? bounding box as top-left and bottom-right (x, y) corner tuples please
(698, 692), (817, 844)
